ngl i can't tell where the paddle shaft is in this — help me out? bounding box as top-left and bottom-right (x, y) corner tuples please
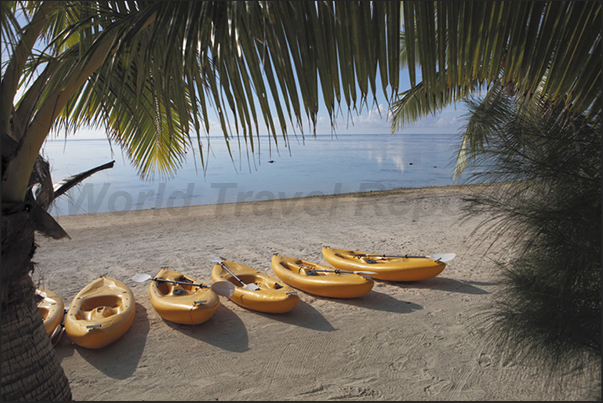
(362, 254), (435, 259)
(153, 278), (208, 288)
(295, 262), (376, 276)
(310, 269), (374, 275)
(215, 261), (247, 287)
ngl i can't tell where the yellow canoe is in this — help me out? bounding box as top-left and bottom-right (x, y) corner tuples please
(65, 275), (135, 349)
(271, 254), (374, 298)
(149, 267), (220, 325)
(322, 246), (452, 281)
(36, 289), (64, 338)
(211, 259), (299, 313)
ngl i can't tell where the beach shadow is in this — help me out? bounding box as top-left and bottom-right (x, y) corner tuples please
(57, 303), (150, 380)
(332, 289), (423, 314)
(254, 299), (335, 332)
(54, 326), (75, 359)
(466, 280), (498, 287)
(163, 304), (249, 353)
(380, 276), (489, 295)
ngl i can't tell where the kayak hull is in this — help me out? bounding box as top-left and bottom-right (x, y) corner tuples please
(271, 254), (374, 298)
(322, 247), (447, 281)
(211, 260), (299, 313)
(65, 276), (135, 349)
(149, 267), (220, 325)
(36, 289), (65, 337)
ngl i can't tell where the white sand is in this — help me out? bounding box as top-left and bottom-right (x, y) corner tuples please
(33, 185), (594, 400)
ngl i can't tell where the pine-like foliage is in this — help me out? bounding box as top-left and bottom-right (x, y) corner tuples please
(460, 92), (601, 396)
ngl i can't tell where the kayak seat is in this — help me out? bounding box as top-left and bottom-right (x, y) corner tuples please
(89, 306), (118, 320)
(169, 284), (191, 296)
(156, 282), (193, 296)
(293, 262), (317, 276)
(75, 295), (122, 321)
(176, 275), (193, 283)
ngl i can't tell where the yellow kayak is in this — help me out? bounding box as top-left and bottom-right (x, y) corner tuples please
(147, 267), (221, 325)
(271, 254), (374, 298)
(211, 258), (299, 313)
(65, 275), (135, 349)
(322, 246), (454, 281)
(36, 289), (65, 338)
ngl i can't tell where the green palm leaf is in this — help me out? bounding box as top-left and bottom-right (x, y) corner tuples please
(395, 1), (601, 129)
(3, 1), (401, 198)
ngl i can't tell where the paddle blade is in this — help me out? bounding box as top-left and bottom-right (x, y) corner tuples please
(132, 273), (152, 283)
(211, 281), (235, 297)
(209, 256), (223, 264)
(355, 271), (378, 275)
(429, 253), (456, 263)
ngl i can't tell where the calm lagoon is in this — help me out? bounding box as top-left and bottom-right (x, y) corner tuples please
(41, 132), (464, 216)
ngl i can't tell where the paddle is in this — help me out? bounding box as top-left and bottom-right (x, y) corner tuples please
(306, 268), (378, 276)
(209, 257), (261, 291)
(360, 253), (456, 263)
(50, 309), (67, 347)
(132, 273), (235, 297)
(295, 262), (377, 276)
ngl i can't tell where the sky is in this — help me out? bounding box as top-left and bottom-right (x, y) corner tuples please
(61, 71), (469, 141)
(67, 101), (467, 140)
(311, 100), (467, 136)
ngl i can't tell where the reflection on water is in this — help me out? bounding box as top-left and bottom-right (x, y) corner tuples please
(41, 133), (462, 216)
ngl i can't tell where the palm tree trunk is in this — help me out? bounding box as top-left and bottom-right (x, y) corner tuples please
(1, 205), (72, 401)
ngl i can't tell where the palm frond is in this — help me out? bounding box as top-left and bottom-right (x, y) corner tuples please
(390, 71), (482, 131)
(22, 1), (401, 181)
(454, 84), (512, 179)
(52, 160), (115, 199)
(398, 1), (601, 124)
(1, 1), (58, 142)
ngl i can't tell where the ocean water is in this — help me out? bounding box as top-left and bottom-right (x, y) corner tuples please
(41, 132), (464, 216)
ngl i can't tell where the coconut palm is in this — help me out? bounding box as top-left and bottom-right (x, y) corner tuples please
(1, 1), (401, 400)
(390, 1), (601, 393)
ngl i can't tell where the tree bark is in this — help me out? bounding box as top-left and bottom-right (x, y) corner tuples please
(1, 205), (72, 401)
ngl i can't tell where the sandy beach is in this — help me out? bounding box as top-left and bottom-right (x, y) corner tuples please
(33, 184), (595, 401)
